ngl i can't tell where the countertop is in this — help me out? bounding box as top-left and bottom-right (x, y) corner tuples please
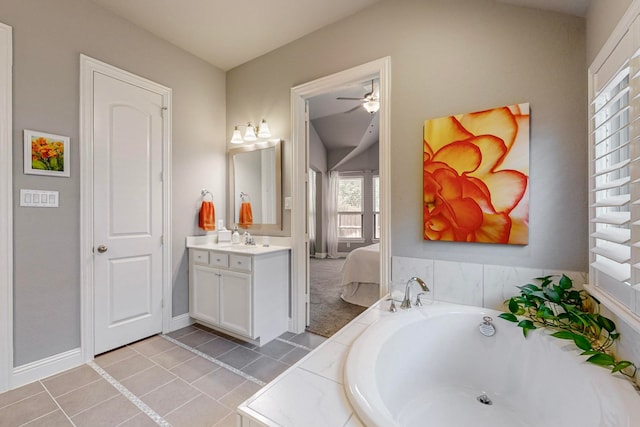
(186, 235), (291, 256)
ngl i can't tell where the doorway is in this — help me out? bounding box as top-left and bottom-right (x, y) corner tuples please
(79, 55), (172, 359)
(290, 57), (391, 333)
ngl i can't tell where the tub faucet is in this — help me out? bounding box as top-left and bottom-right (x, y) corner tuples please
(401, 277), (430, 309)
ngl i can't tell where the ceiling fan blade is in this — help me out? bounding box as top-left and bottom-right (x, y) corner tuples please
(336, 97), (365, 101)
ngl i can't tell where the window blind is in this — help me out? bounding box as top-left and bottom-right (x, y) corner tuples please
(590, 15), (640, 310)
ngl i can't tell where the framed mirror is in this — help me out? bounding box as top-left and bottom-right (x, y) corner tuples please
(228, 140), (282, 232)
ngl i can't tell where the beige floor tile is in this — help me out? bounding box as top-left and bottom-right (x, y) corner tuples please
(94, 345), (138, 368)
(0, 391), (58, 426)
(23, 409), (73, 426)
(192, 368), (246, 400)
(150, 346), (196, 369)
(129, 335), (177, 357)
(120, 365), (176, 396)
(219, 380), (262, 409)
(71, 395), (140, 427)
(214, 412), (239, 427)
(56, 378), (119, 417)
(170, 355), (220, 383)
(117, 412), (160, 427)
(164, 394), (230, 427)
(102, 354), (155, 381)
(0, 381), (44, 409)
(140, 378), (201, 416)
(42, 365), (101, 397)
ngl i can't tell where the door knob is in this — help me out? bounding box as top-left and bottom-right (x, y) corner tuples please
(96, 245), (108, 253)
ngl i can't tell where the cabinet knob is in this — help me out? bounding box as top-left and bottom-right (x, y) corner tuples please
(96, 245), (108, 254)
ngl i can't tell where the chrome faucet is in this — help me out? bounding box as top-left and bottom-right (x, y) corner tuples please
(400, 277), (430, 309)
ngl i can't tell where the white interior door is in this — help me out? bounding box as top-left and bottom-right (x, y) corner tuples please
(93, 72), (164, 355)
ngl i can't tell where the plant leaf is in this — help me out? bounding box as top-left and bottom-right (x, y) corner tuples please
(612, 361), (634, 373)
(572, 334), (593, 351)
(559, 274), (573, 289)
(498, 313), (518, 322)
(595, 315), (616, 333)
(508, 298), (520, 314)
(551, 331), (574, 340)
(586, 353), (615, 367)
(543, 286), (561, 303)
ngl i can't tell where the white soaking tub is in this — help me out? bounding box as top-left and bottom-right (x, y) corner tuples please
(344, 302), (640, 427)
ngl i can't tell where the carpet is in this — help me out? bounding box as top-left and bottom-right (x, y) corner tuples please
(306, 258), (367, 338)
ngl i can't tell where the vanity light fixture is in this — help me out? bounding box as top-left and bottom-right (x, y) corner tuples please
(230, 126), (244, 144)
(230, 119), (272, 144)
(244, 122), (257, 141)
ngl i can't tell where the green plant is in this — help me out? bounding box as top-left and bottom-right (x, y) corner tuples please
(499, 274), (637, 379)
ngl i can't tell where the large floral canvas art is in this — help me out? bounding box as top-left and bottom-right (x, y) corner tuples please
(423, 103), (529, 244)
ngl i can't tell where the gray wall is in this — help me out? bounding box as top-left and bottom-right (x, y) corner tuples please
(586, 0), (632, 65)
(227, 0), (588, 272)
(3, 0), (226, 366)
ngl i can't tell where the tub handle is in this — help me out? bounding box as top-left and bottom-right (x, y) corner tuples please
(415, 292), (428, 307)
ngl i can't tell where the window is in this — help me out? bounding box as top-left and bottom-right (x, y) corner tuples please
(589, 11), (640, 317)
(338, 175), (363, 239)
(373, 175), (380, 240)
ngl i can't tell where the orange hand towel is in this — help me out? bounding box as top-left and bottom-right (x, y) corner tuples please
(199, 201), (216, 231)
(239, 202), (253, 227)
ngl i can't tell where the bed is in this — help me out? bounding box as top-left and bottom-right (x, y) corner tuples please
(340, 243), (380, 307)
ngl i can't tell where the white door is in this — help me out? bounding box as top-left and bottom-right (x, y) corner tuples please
(93, 72), (164, 355)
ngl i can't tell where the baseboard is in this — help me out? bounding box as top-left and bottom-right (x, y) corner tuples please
(11, 347), (83, 390)
(169, 313), (193, 332)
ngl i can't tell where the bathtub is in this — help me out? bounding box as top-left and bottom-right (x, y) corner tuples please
(344, 302), (640, 427)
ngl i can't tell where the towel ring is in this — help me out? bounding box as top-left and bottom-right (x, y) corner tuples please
(240, 192), (251, 202)
(201, 189), (213, 201)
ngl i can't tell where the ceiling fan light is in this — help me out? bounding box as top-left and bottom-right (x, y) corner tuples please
(257, 119), (271, 138)
(363, 100), (380, 114)
(230, 127), (243, 144)
(244, 123), (257, 141)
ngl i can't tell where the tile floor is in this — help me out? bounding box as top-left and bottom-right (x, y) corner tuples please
(0, 324), (326, 427)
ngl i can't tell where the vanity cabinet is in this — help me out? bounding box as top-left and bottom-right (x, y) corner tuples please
(188, 246), (290, 345)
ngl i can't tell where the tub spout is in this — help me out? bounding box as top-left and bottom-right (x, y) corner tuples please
(400, 277), (430, 309)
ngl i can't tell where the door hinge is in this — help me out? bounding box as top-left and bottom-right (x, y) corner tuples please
(161, 106), (168, 117)
(160, 235), (164, 245)
(161, 298), (164, 308)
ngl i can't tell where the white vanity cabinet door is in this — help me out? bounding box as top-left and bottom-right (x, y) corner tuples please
(190, 264), (221, 326)
(219, 270), (252, 337)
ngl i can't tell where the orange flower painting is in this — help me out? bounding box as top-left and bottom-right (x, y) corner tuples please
(423, 103), (529, 244)
(24, 130), (70, 177)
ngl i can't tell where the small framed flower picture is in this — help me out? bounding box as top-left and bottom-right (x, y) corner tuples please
(24, 129), (70, 177)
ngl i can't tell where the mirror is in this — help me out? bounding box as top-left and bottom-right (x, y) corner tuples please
(228, 140), (282, 232)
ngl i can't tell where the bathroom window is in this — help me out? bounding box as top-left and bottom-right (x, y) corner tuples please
(338, 175), (363, 239)
(588, 10), (640, 320)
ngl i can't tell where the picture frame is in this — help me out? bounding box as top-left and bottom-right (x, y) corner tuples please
(24, 129), (70, 177)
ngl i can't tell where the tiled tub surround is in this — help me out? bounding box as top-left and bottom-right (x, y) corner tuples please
(391, 256), (640, 370)
(236, 257), (622, 427)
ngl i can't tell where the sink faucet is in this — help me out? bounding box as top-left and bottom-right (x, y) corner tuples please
(400, 277), (430, 309)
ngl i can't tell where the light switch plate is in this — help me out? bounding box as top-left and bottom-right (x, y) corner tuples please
(20, 189), (59, 207)
(284, 196), (292, 210)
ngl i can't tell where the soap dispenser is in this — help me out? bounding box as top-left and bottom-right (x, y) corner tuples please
(232, 226), (240, 244)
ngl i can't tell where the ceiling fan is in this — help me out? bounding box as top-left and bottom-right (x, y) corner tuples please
(337, 79), (380, 114)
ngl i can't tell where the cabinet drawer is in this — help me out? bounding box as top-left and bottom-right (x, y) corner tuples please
(209, 252), (229, 268)
(230, 254), (252, 272)
(191, 250), (209, 265)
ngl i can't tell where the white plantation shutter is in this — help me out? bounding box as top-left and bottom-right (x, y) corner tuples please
(589, 15), (640, 310)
